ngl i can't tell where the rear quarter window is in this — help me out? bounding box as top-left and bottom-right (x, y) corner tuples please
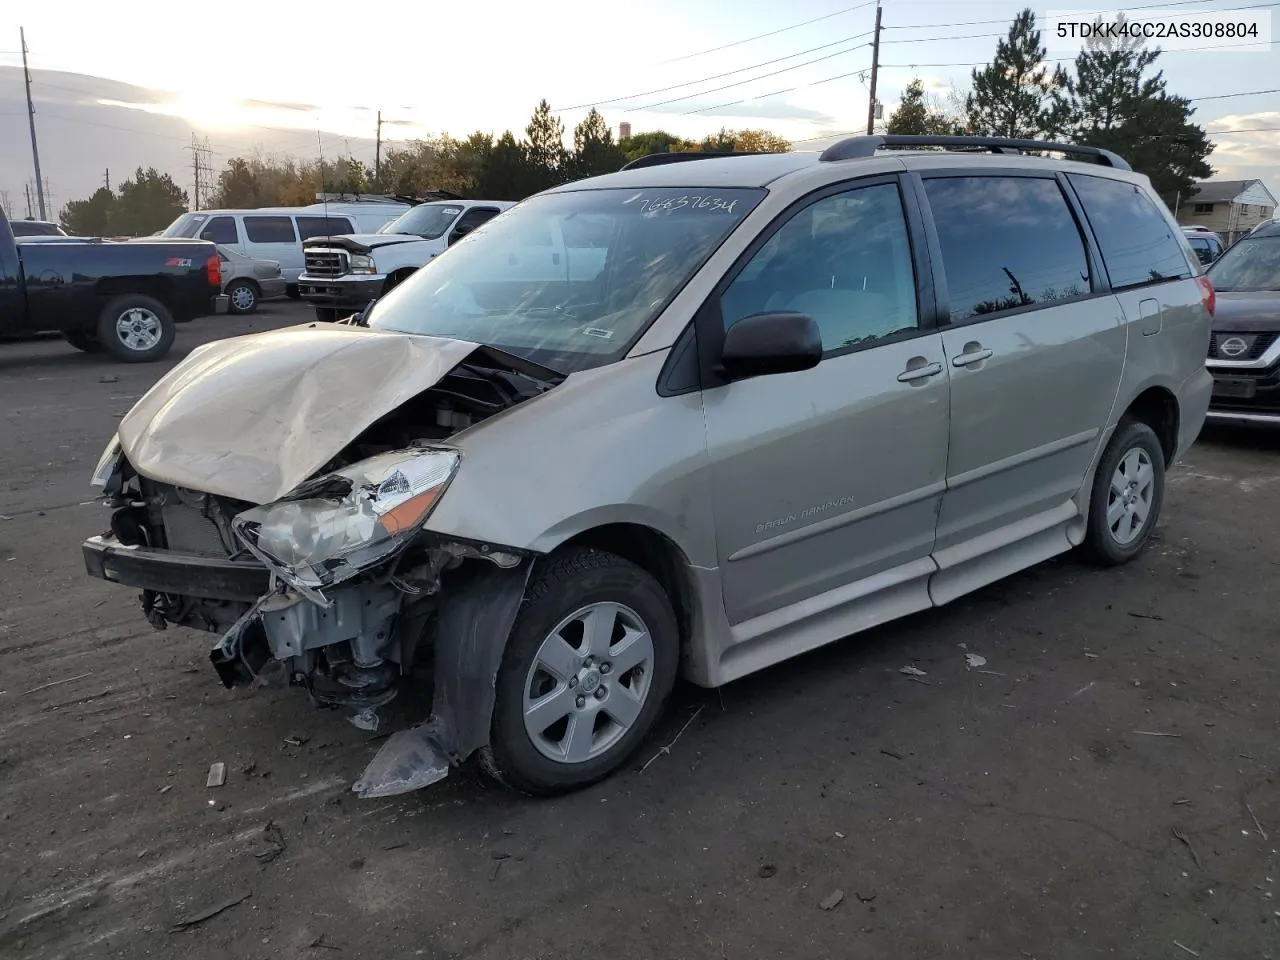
(1068, 174), (1192, 289)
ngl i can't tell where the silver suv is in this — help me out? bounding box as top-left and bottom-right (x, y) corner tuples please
(82, 135), (1214, 798)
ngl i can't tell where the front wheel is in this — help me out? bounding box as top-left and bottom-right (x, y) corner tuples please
(96, 295), (176, 363)
(225, 279), (259, 315)
(1084, 419), (1166, 565)
(480, 548), (679, 796)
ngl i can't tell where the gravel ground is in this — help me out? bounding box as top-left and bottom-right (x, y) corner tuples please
(1, 302), (1277, 960)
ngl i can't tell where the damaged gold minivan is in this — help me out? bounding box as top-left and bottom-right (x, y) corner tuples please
(83, 137), (1213, 798)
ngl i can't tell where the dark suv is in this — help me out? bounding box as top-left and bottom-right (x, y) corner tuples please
(1204, 220), (1280, 426)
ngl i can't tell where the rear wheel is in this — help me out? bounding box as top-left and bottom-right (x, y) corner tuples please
(285, 283), (300, 300)
(61, 330), (103, 353)
(96, 295), (175, 363)
(225, 279), (259, 315)
(1084, 419), (1165, 565)
(480, 548), (679, 796)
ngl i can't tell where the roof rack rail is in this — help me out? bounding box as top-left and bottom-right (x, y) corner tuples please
(620, 151), (765, 171)
(818, 135), (1130, 170)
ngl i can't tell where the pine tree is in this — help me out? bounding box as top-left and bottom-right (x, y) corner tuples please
(1063, 16), (1213, 199)
(571, 109), (624, 179)
(966, 8), (1068, 139)
(60, 187), (116, 236)
(525, 99), (568, 191)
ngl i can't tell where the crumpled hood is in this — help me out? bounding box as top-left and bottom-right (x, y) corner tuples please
(305, 233), (429, 254)
(118, 324), (479, 504)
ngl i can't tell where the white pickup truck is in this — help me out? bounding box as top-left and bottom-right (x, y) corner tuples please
(298, 199), (514, 320)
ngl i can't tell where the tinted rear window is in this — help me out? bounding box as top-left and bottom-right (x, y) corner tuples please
(1069, 174), (1192, 289)
(244, 216), (296, 243)
(296, 216), (354, 240)
(924, 176), (1091, 321)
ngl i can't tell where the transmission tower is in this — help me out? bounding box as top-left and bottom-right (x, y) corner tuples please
(188, 135), (216, 209)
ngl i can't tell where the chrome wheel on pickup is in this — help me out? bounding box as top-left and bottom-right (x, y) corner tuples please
(96, 295), (176, 363)
(482, 548), (679, 795)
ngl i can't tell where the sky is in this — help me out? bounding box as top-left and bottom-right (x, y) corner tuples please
(0, 0), (1276, 210)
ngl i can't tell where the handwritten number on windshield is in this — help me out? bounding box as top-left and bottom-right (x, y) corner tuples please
(623, 193), (739, 215)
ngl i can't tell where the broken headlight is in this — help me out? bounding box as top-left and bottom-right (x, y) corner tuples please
(232, 447), (460, 592)
(90, 434), (123, 490)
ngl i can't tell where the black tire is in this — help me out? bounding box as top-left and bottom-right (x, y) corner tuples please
(480, 548), (680, 796)
(314, 307), (340, 322)
(1084, 419), (1166, 566)
(61, 330), (103, 353)
(96, 294), (176, 363)
(225, 279), (259, 315)
(285, 283), (300, 300)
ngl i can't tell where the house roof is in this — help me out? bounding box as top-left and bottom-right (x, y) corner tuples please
(1190, 179), (1256, 202)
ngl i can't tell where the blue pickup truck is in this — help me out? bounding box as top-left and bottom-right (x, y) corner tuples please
(0, 208), (228, 362)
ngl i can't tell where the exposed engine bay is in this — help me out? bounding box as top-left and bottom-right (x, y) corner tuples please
(87, 342), (559, 793)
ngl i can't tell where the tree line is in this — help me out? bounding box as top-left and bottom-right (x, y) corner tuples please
(60, 9), (1214, 236)
(886, 8), (1212, 199)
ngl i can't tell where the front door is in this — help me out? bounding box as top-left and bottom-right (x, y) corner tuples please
(701, 178), (949, 626)
(918, 173), (1127, 555)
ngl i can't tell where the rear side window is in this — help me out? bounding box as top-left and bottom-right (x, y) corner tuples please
(924, 176), (1090, 321)
(1069, 174), (1192, 288)
(297, 216), (354, 240)
(199, 216), (239, 245)
(244, 216), (297, 243)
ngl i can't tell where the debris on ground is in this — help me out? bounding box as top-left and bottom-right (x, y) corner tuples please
(758, 864), (777, 879)
(964, 653), (987, 669)
(1247, 803), (1269, 841)
(819, 890), (845, 911)
(158, 785), (172, 794)
(1172, 827), (1204, 870)
(241, 761), (257, 776)
(1172, 940), (1200, 958)
(639, 705), (704, 773)
(1131, 730), (1182, 738)
(252, 821), (286, 864)
(349, 858), (365, 870)
(308, 933), (341, 951)
(283, 734), (310, 747)
(856, 891), (876, 903)
(22, 673), (92, 696)
(880, 748), (904, 760)
(898, 666), (927, 677)
(1068, 681), (1096, 700)
(205, 762), (226, 788)
(170, 890), (251, 931)
(1128, 612), (1165, 621)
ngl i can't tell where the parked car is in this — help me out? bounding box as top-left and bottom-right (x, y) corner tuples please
(1182, 225), (1224, 265)
(298, 199), (515, 321)
(1, 207), (227, 362)
(157, 199), (411, 295)
(1203, 219), (1280, 425)
(219, 245), (286, 315)
(82, 135), (1212, 798)
(10, 219), (67, 237)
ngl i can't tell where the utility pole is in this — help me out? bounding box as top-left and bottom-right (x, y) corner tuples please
(20, 27), (47, 220)
(105, 168), (111, 192)
(865, 3), (883, 136)
(24, 183), (33, 219)
(375, 110), (383, 187)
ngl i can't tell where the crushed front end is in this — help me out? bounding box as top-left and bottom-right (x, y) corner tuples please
(82, 342), (559, 796)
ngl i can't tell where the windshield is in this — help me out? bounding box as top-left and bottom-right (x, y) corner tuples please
(377, 203), (465, 238)
(366, 187), (764, 372)
(1208, 237), (1280, 292)
(161, 213), (206, 238)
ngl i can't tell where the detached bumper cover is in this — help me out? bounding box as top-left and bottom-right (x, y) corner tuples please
(211, 294), (229, 315)
(82, 535), (269, 601)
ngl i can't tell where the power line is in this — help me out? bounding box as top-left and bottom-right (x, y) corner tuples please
(628, 42), (873, 113)
(659, 0), (878, 64)
(879, 37), (1274, 69)
(1189, 87), (1280, 100)
(555, 28), (876, 110)
(684, 64), (873, 115)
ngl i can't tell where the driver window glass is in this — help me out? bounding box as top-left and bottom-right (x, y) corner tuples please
(719, 182), (918, 352)
(199, 216), (239, 245)
(454, 208), (500, 233)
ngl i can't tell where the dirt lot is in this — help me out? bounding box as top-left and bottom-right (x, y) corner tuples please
(1, 302), (1278, 960)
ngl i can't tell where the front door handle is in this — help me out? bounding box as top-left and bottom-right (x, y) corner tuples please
(897, 360), (943, 383)
(952, 344), (994, 367)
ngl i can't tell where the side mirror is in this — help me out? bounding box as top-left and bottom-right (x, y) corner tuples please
(449, 224), (474, 245)
(720, 312), (822, 380)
